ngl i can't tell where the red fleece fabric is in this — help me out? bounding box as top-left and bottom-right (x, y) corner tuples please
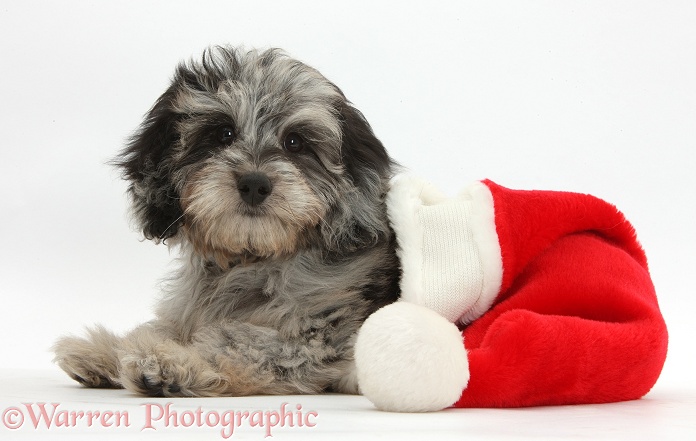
(454, 181), (668, 408)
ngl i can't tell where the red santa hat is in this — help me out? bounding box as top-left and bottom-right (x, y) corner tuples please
(355, 176), (668, 412)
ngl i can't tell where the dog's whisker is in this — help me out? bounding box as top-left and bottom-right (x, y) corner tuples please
(159, 213), (186, 241)
(274, 193), (299, 220)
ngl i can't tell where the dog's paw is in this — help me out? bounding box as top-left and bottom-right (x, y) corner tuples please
(118, 337), (224, 397)
(52, 327), (122, 388)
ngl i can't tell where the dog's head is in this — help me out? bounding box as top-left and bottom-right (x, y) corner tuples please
(116, 47), (394, 266)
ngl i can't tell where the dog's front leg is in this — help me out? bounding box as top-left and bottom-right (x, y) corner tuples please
(116, 323), (224, 397)
(117, 320), (355, 397)
(53, 326), (123, 388)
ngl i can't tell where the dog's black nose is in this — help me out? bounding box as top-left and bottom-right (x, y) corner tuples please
(237, 173), (273, 206)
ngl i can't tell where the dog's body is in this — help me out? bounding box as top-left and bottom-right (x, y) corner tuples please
(54, 47), (401, 397)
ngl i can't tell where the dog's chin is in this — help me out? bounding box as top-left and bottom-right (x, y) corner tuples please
(181, 186), (326, 268)
(182, 212), (313, 268)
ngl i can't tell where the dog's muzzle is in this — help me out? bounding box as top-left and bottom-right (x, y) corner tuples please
(237, 172), (273, 206)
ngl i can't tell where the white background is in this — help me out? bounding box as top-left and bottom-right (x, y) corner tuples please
(0, 0), (694, 436)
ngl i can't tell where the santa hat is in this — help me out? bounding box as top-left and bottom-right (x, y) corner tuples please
(355, 176), (668, 412)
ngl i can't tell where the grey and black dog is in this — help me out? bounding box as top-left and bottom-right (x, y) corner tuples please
(53, 47), (401, 397)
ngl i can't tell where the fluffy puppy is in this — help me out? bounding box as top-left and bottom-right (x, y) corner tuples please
(53, 47), (401, 397)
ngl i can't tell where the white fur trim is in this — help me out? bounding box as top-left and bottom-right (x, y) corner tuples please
(386, 175), (444, 308)
(386, 175), (503, 324)
(355, 302), (469, 412)
(457, 181), (504, 325)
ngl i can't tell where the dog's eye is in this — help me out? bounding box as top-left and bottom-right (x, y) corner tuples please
(217, 126), (236, 144)
(283, 133), (304, 153)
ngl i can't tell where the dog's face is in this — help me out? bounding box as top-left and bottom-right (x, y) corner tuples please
(117, 47), (393, 266)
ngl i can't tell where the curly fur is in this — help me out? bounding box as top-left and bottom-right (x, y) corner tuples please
(53, 47), (401, 397)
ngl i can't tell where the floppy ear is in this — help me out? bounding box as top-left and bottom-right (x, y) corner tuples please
(115, 82), (184, 242)
(340, 104), (394, 185)
(322, 103), (396, 251)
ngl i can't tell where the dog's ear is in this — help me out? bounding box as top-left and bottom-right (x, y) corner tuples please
(340, 104), (393, 186)
(323, 103), (396, 251)
(114, 81), (185, 242)
(115, 52), (231, 242)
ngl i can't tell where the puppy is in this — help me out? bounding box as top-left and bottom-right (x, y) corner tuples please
(53, 47), (401, 397)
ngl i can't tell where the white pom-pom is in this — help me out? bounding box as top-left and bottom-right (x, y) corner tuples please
(355, 302), (469, 412)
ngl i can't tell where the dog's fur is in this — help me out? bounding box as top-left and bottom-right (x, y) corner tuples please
(53, 47), (401, 397)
